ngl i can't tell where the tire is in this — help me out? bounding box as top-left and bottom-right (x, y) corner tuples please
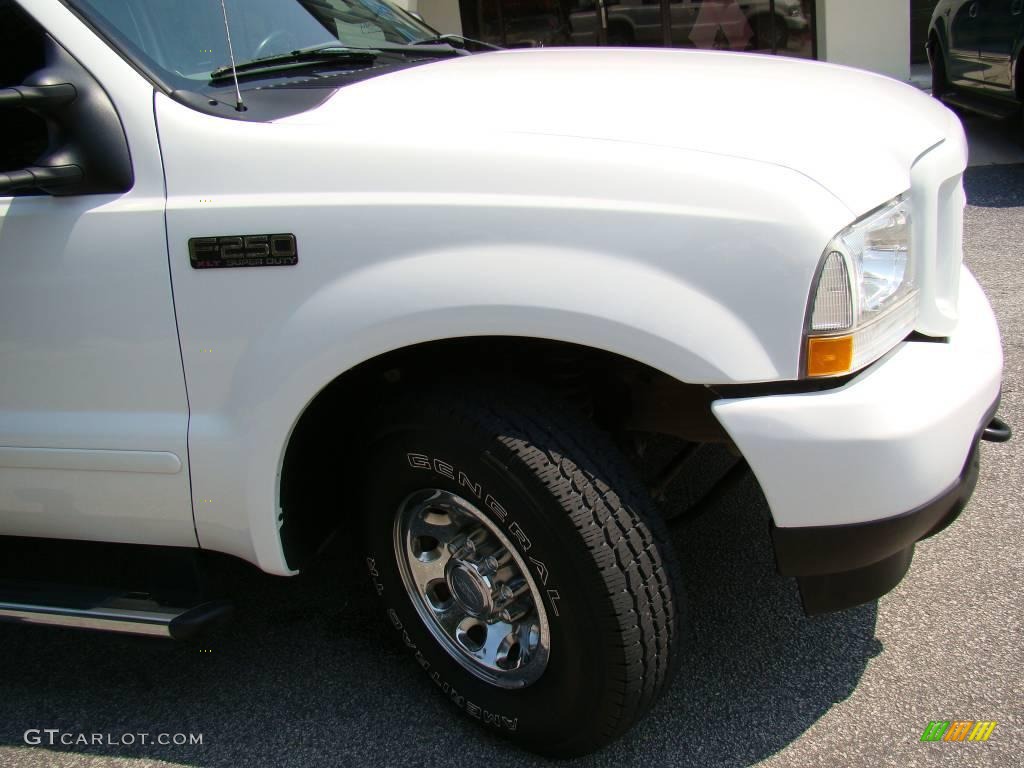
(358, 381), (684, 756)
(930, 35), (949, 100)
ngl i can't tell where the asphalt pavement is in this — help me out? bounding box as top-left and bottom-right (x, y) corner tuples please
(0, 124), (1021, 768)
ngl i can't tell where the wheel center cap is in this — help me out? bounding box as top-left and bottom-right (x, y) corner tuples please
(447, 562), (491, 617)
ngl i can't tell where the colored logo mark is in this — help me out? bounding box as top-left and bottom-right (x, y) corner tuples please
(920, 721), (997, 742)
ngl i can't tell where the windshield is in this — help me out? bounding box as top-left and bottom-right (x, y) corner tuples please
(70, 0), (438, 88)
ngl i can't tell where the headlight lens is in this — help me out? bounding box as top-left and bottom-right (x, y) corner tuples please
(805, 195), (917, 377)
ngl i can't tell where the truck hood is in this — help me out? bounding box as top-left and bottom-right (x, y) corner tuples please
(279, 47), (957, 215)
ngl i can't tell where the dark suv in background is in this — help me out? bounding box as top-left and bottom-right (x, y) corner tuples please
(928, 0), (1024, 126)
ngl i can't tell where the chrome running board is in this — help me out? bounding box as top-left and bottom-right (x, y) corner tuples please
(0, 589), (231, 640)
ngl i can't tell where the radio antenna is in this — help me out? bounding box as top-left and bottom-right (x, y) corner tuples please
(218, 0), (246, 111)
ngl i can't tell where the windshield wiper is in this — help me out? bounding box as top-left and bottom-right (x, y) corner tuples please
(413, 34), (502, 52)
(361, 43), (464, 57)
(210, 45), (379, 81)
(209, 42), (464, 82)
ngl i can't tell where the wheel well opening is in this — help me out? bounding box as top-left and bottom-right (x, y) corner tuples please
(278, 337), (728, 570)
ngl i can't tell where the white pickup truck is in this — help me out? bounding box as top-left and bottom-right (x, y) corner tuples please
(0, 0), (1011, 757)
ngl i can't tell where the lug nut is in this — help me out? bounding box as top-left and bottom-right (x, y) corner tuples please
(492, 578), (529, 609)
(448, 527), (488, 559)
(499, 601), (530, 624)
(480, 547), (512, 576)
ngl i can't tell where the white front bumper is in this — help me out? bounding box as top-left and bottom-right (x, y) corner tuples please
(713, 266), (1003, 529)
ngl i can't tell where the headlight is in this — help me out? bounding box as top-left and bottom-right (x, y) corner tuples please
(804, 194), (917, 377)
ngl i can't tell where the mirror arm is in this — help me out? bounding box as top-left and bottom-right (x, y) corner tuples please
(0, 165), (83, 195)
(0, 83), (76, 110)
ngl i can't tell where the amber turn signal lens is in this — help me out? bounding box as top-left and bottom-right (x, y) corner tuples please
(806, 335), (854, 377)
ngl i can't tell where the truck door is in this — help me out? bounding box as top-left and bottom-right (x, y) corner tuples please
(947, 0), (987, 88)
(978, 0), (1022, 92)
(0, 0), (195, 547)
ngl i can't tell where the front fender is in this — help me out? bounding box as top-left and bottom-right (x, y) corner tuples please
(263, 243), (778, 388)
(929, 12), (948, 57)
(153, 93), (852, 574)
(194, 245), (779, 574)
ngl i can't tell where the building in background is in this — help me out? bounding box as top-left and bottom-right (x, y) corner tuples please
(395, 0), (940, 82)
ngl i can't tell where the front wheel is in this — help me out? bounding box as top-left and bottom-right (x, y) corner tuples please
(359, 382), (684, 756)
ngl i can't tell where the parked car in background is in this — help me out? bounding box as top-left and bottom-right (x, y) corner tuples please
(569, 0), (808, 50)
(928, 0), (1024, 126)
(474, 0), (570, 48)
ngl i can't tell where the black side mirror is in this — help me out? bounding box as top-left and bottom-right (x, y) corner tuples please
(0, 36), (132, 196)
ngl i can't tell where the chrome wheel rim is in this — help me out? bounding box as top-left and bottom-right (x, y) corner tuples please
(393, 488), (550, 689)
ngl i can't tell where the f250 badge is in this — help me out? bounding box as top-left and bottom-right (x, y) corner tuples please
(188, 234), (298, 269)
